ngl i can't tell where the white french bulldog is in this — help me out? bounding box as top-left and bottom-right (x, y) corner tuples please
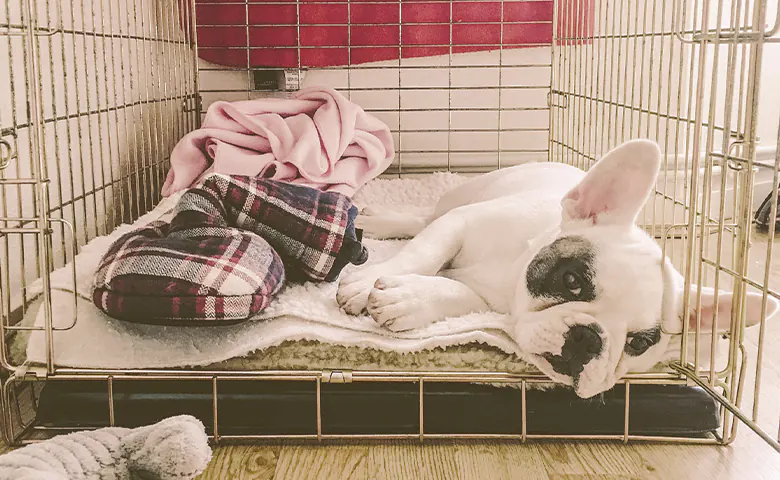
(336, 139), (780, 398)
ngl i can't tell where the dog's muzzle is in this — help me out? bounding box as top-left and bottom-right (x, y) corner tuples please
(542, 324), (603, 377)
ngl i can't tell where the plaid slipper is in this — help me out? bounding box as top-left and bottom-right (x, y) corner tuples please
(195, 174), (368, 282)
(93, 175), (367, 324)
(93, 204), (286, 325)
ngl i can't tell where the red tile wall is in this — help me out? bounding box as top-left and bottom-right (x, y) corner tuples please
(189, 1), (592, 68)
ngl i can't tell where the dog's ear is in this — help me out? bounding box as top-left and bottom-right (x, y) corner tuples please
(561, 139), (661, 227)
(673, 285), (779, 333)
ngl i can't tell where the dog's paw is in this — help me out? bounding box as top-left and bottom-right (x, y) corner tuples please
(359, 206), (385, 216)
(355, 209), (426, 240)
(366, 275), (439, 332)
(337, 264), (395, 315)
(355, 211), (397, 239)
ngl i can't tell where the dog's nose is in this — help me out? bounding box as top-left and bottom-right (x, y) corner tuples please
(561, 324), (603, 374)
(546, 325), (603, 377)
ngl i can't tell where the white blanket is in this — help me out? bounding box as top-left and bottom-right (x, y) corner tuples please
(24, 173), (524, 369)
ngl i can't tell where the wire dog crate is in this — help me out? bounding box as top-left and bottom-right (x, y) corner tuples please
(2, 0), (780, 449)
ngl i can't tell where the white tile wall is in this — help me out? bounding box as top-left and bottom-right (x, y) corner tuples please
(199, 46), (555, 171)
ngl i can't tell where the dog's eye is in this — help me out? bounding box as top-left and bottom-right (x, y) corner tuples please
(562, 271), (582, 296)
(625, 334), (652, 356)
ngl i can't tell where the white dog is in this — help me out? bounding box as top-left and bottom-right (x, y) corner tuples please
(336, 139), (779, 398)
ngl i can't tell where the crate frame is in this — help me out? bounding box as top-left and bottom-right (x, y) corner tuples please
(2, 0), (780, 451)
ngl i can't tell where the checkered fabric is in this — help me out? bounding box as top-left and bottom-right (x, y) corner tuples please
(197, 174), (368, 282)
(93, 175), (367, 325)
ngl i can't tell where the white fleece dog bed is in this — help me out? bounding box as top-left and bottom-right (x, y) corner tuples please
(19, 173), (530, 369)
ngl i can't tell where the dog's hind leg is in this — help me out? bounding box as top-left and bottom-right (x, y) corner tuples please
(356, 207), (431, 239)
(367, 274), (489, 331)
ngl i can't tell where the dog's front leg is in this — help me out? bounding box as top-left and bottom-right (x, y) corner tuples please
(367, 274), (489, 331)
(337, 213), (467, 315)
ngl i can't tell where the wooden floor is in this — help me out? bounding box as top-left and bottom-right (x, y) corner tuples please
(2, 431), (779, 479)
(194, 436), (780, 480)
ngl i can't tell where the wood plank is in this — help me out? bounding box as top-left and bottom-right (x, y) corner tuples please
(455, 441), (549, 480)
(537, 442), (651, 478)
(502, 443), (551, 480)
(637, 438), (780, 480)
(453, 441), (513, 480)
(197, 445), (280, 480)
(367, 441), (460, 480)
(273, 444), (368, 480)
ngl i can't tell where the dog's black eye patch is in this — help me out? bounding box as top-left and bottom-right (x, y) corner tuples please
(526, 236), (597, 304)
(624, 326), (661, 356)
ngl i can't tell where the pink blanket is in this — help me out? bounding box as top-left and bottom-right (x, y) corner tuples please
(162, 86), (395, 197)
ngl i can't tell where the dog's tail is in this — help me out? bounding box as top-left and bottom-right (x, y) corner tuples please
(356, 207), (431, 239)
